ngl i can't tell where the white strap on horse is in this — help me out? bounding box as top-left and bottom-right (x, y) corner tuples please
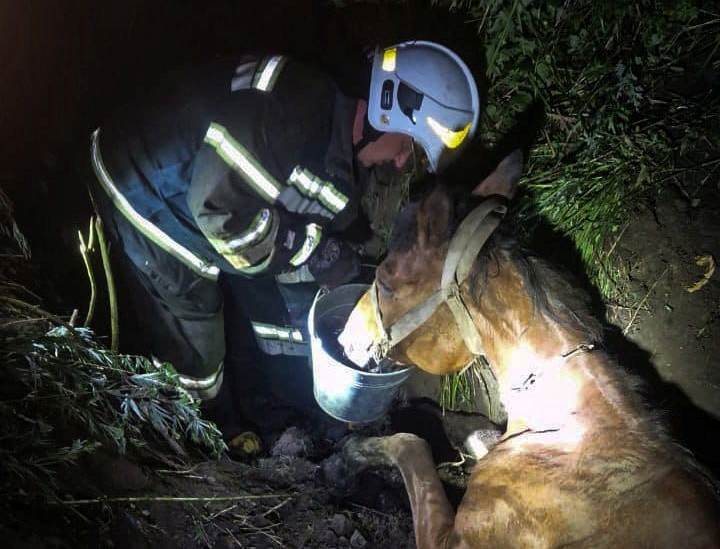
(370, 196), (508, 362)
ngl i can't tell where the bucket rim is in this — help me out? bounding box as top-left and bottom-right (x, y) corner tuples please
(309, 283), (416, 377)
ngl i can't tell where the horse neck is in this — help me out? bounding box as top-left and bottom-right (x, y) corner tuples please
(464, 257), (640, 436)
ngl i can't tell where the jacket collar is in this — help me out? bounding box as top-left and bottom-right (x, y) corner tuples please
(324, 91), (357, 187)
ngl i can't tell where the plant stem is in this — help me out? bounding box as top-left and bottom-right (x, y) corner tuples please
(78, 218), (97, 327)
(94, 217), (119, 352)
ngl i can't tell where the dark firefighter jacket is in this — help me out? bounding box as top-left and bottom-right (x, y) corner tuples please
(95, 55), (360, 278)
(91, 55), (362, 357)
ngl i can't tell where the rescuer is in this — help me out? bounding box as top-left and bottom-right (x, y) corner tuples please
(89, 41), (480, 446)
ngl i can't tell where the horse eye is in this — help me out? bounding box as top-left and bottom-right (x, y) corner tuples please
(377, 278), (395, 297)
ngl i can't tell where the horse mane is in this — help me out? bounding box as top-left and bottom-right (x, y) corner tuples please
(470, 225), (720, 484)
(467, 220), (605, 346)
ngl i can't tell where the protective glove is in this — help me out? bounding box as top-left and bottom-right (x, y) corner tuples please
(307, 236), (361, 290)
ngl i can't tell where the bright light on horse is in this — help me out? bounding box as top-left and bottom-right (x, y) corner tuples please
(338, 290), (377, 368)
(502, 343), (586, 447)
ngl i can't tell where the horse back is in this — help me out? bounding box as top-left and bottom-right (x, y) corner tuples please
(450, 442), (720, 548)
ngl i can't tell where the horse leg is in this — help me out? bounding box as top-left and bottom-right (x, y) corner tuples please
(345, 433), (456, 549)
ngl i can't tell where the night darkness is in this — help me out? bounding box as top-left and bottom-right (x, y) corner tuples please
(1, 1), (719, 547)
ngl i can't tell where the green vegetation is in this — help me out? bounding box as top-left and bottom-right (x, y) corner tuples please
(433, 0), (720, 410)
(438, 0), (719, 295)
(0, 190), (225, 528)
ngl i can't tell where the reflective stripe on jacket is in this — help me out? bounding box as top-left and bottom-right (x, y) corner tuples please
(92, 54), (357, 360)
(96, 54), (358, 281)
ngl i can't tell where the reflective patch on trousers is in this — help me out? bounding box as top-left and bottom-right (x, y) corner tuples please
(254, 337), (309, 357)
(176, 361), (225, 400)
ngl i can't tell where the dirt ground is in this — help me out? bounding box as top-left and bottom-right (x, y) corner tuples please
(610, 184), (720, 419)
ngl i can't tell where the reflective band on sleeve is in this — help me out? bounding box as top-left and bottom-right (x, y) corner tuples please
(226, 208), (273, 250)
(253, 55), (287, 92)
(290, 223), (322, 267)
(90, 129), (219, 281)
(215, 250), (250, 270)
(288, 167), (348, 214)
(251, 322), (304, 343)
(212, 208), (273, 253)
(204, 123), (281, 203)
(207, 208), (278, 272)
(238, 248), (274, 275)
(276, 264), (315, 284)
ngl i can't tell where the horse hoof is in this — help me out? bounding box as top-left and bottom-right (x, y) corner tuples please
(342, 436), (395, 470)
(228, 431), (262, 458)
(385, 432), (429, 460)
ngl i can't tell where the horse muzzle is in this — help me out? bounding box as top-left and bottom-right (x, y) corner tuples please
(338, 281), (394, 368)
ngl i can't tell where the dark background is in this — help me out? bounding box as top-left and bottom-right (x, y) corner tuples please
(0, 0), (484, 310)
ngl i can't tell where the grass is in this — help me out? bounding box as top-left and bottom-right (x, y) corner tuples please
(441, 0), (719, 293)
(429, 0), (720, 410)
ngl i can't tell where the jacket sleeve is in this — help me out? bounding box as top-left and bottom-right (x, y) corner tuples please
(188, 139), (309, 276)
(188, 60), (357, 278)
(187, 93), (330, 276)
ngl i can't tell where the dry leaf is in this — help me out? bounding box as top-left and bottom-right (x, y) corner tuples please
(686, 255), (716, 293)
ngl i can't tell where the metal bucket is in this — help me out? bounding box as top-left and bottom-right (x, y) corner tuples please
(308, 283), (414, 423)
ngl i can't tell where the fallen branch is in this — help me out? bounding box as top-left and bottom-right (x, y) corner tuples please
(623, 266), (669, 335)
(54, 493), (294, 506)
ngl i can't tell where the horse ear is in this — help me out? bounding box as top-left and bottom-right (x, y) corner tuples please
(471, 149), (524, 198)
(418, 186), (451, 248)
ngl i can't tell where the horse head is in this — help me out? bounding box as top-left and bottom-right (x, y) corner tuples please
(340, 150), (602, 426)
(339, 151), (720, 549)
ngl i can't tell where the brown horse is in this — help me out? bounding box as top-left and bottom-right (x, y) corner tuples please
(339, 151), (720, 548)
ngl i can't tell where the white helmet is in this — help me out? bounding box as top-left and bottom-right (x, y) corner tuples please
(367, 40), (480, 173)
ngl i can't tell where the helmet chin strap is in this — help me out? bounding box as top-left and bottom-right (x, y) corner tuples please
(353, 115), (384, 153)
